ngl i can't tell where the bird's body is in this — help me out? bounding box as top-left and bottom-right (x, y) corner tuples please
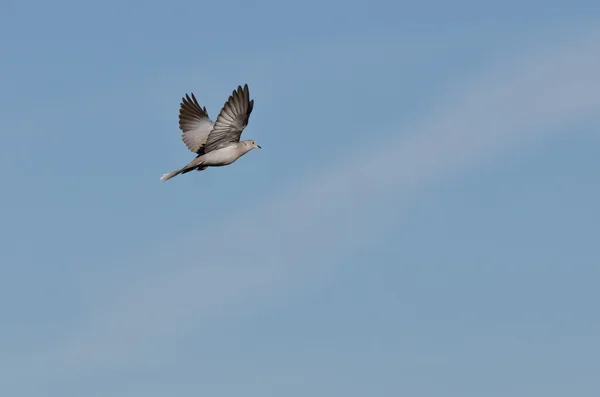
(160, 140), (257, 181)
(203, 141), (256, 166)
(160, 84), (260, 181)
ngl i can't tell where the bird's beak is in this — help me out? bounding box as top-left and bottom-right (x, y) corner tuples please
(257, 145), (262, 149)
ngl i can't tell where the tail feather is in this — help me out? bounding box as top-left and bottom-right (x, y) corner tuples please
(160, 169), (182, 181)
(160, 158), (206, 181)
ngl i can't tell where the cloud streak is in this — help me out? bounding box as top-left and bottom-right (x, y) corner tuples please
(26, 27), (600, 380)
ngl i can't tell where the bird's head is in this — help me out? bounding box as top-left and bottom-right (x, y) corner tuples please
(244, 139), (262, 150)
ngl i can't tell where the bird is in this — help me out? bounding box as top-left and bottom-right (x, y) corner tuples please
(160, 83), (261, 181)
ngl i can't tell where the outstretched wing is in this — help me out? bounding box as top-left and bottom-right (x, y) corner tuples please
(179, 93), (214, 155)
(203, 84), (254, 153)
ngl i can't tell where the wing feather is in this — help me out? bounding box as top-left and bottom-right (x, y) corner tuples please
(178, 93), (214, 154)
(203, 84), (254, 153)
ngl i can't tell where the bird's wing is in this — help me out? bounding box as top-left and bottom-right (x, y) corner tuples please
(179, 93), (214, 155)
(203, 84), (254, 153)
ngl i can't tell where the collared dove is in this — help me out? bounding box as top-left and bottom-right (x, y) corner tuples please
(160, 84), (261, 181)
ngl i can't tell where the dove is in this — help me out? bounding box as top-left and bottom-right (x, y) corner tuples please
(160, 84), (260, 181)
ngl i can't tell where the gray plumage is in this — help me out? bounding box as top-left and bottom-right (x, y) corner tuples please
(160, 84), (261, 181)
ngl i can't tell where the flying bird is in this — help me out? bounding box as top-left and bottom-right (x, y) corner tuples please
(160, 84), (260, 181)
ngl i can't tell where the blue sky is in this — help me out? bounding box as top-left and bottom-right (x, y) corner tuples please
(1, 1), (599, 396)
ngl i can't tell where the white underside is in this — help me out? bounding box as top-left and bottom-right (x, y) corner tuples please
(202, 144), (247, 166)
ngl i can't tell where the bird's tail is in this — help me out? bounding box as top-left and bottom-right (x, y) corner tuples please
(160, 169), (182, 181)
(160, 158), (206, 181)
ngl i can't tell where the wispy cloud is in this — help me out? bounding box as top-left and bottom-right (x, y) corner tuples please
(23, 27), (600, 380)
